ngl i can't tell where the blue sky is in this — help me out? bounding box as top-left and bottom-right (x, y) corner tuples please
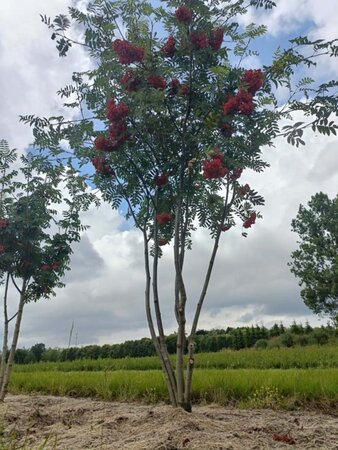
(0, 0), (337, 348)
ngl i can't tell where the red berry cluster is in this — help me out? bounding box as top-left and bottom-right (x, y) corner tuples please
(159, 238), (169, 246)
(120, 70), (141, 92)
(162, 28), (223, 55)
(203, 152), (228, 179)
(161, 36), (176, 57)
(92, 156), (114, 177)
(209, 28), (224, 51)
(112, 39), (145, 65)
(221, 224), (231, 232)
(154, 173), (168, 187)
(222, 70), (263, 117)
(242, 69), (264, 94)
(94, 135), (119, 153)
(243, 211), (256, 228)
(175, 6), (192, 24)
(106, 99), (129, 122)
(41, 261), (60, 272)
(147, 75), (167, 90)
(170, 79), (189, 96)
(156, 212), (173, 225)
(223, 89), (254, 116)
(0, 244), (5, 252)
(0, 218), (8, 228)
(190, 32), (209, 49)
(104, 98), (130, 149)
(231, 168), (243, 180)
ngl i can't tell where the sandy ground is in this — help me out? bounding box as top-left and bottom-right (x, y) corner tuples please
(0, 395), (337, 449)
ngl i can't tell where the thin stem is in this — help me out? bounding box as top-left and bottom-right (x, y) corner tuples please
(143, 229), (177, 406)
(10, 275), (22, 295)
(0, 273), (10, 393)
(0, 277), (27, 401)
(184, 180), (236, 407)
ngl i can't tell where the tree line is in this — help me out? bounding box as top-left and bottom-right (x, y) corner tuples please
(13, 322), (337, 364)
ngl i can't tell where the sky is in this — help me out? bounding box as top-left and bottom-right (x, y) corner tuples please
(0, 0), (337, 349)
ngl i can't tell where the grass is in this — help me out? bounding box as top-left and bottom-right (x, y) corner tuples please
(13, 344), (338, 373)
(9, 368), (338, 409)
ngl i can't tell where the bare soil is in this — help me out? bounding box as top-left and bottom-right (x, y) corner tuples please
(1, 395), (337, 449)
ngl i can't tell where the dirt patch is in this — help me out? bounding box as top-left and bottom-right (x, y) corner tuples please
(0, 394), (337, 449)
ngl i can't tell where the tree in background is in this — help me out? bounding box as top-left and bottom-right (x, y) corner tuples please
(21, 0), (338, 411)
(0, 139), (93, 401)
(289, 192), (338, 325)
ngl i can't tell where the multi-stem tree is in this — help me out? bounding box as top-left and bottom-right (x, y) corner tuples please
(22, 0), (338, 411)
(0, 139), (94, 401)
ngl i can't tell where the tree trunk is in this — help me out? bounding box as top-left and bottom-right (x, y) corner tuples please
(143, 231), (178, 406)
(183, 183), (235, 410)
(0, 273), (10, 396)
(0, 278), (27, 401)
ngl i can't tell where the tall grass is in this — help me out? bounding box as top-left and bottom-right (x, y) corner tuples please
(9, 368), (338, 408)
(14, 345), (338, 373)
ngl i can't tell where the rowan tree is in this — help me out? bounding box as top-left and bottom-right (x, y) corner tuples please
(21, 0), (338, 411)
(0, 139), (94, 400)
(289, 192), (338, 325)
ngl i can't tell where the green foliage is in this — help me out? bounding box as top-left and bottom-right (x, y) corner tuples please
(23, 0), (338, 249)
(0, 141), (93, 301)
(11, 323), (337, 363)
(289, 193), (338, 324)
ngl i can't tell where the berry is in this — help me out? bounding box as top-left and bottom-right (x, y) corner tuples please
(112, 39), (144, 65)
(155, 174), (168, 187)
(242, 69), (264, 94)
(203, 158), (228, 179)
(243, 211), (256, 228)
(175, 6), (192, 24)
(209, 28), (224, 51)
(161, 36), (176, 57)
(156, 212), (172, 225)
(190, 33), (209, 49)
(147, 75), (167, 90)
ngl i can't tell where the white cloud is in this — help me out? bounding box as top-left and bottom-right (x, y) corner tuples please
(241, 0), (338, 77)
(0, 0), (90, 148)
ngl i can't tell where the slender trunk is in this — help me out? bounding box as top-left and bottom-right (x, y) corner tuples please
(151, 211), (178, 405)
(0, 273), (10, 395)
(184, 182), (235, 408)
(0, 278), (27, 401)
(174, 197), (188, 409)
(184, 234), (222, 408)
(143, 231), (178, 406)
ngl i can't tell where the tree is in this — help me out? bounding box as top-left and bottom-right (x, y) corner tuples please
(0, 139), (93, 400)
(289, 192), (338, 325)
(22, 0), (338, 411)
(30, 343), (46, 362)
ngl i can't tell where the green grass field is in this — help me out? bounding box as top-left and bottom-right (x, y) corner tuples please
(9, 345), (338, 409)
(13, 345), (338, 372)
(9, 368), (338, 408)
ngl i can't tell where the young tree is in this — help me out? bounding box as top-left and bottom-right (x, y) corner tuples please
(22, 0), (338, 411)
(0, 139), (93, 401)
(289, 192), (338, 325)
